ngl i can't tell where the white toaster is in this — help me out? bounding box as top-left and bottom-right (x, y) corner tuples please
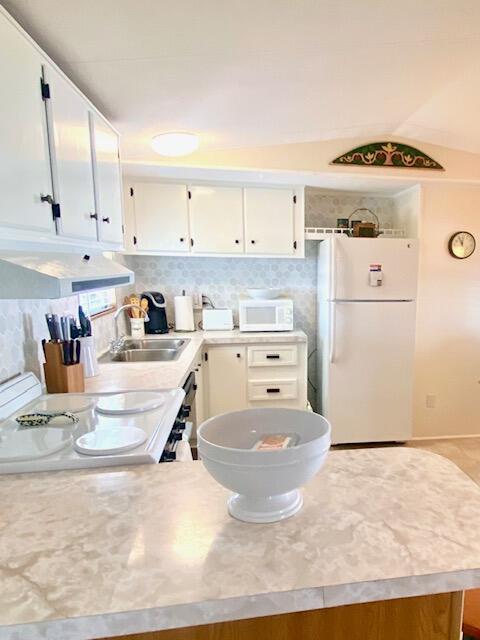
(202, 308), (234, 331)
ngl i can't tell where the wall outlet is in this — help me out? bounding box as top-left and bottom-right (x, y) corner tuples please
(426, 394), (436, 409)
(192, 293), (203, 310)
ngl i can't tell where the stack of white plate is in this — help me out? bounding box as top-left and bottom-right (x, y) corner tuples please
(246, 288), (282, 299)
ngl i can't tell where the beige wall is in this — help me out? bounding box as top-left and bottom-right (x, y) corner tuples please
(131, 135), (480, 184)
(413, 183), (480, 437)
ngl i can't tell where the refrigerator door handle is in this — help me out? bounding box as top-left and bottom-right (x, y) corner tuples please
(330, 237), (337, 299)
(329, 300), (336, 364)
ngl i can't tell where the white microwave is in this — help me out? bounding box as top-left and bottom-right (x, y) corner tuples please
(238, 297), (294, 332)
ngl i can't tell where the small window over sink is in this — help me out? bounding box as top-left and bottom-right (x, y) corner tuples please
(79, 289), (117, 318)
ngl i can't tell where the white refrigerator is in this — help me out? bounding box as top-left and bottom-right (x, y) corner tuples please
(317, 236), (418, 444)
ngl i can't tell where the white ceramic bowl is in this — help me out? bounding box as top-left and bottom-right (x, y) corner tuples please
(246, 288), (282, 299)
(198, 408), (331, 523)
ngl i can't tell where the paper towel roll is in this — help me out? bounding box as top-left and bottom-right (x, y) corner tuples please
(174, 295), (195, 331)
(175, 440), (194, 462)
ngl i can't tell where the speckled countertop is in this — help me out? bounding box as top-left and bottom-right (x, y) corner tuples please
(85, 330), (307, 393)
(2, 447), (480, 640)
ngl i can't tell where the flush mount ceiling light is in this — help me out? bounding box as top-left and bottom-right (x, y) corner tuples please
(151, 132), (199, 157)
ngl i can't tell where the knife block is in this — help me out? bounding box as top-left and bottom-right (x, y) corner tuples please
(43, 342), (85, 393)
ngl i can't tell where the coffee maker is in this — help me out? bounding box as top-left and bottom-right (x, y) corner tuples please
(141, 292), (169, 334)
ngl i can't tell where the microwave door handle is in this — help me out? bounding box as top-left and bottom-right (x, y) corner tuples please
(329, 300), (336, 364)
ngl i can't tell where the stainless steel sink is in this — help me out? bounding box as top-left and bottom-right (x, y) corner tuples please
(122, 338), (186, 350)
(99, 337), (189, 363)
(111, 349), (181, 362)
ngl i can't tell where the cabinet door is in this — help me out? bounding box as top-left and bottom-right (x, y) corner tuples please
(44, 64), (97, 241)
(245, 188), (295, 255)
(90, 112), (123, 245)
(190, 186), (244, 254)
(206, 346), (247, 417)
(0, 17), (53, 234)
(133, 183), (189, 252)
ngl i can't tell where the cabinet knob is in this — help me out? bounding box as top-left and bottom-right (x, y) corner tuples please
(102, 217), (110, 224)
(40, 194), (54, 205)
(180, 237), (185, 242)
(89, 213), (98, 220)
(236, 353), (241, 358)
(235, 239), (240, 244)
(251, 240), (256, 244)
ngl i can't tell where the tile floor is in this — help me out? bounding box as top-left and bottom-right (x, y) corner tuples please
(407, 438), (480, 485)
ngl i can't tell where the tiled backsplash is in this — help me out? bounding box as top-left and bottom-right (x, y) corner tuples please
(305, 188), (396, 228)
(0, 298), (113, 385)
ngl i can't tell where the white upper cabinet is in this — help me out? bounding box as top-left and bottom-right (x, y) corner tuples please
(189, 186), (244, 254)
(44, 64), (97, 241)
(244, 188), (296, 255)
(133, 183), (190, 252)
(89, 113), (123, 245)
(0, 8), (124, 251)
(126, 181), (304, 258)
(0, 17), (54, 234)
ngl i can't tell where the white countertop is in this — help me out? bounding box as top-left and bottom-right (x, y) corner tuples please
(2, 447), (480, 640)
(86, 330), (307, 393)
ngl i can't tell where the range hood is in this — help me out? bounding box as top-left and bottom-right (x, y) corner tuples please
(0, 252), (134, 299)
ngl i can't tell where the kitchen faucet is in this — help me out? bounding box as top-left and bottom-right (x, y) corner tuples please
(113, 304), (150, 342)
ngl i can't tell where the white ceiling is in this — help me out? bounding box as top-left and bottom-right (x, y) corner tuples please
(3, 0), (480, 163)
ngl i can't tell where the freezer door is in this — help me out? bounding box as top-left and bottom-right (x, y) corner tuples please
(326, 301), (415, 444)
(333, 236), (418, 301)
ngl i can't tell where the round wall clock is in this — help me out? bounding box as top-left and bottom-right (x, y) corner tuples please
(448, 231), (476, 259)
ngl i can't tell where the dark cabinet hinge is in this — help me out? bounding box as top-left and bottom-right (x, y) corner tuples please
(188, 190), (192, 199)
(293, 194), (297, 204)
(40, 79), (50, 100)
(130, 187), (134, 197)
(293, 240), (297, 250)
(52, 203), (61, 219)
(133, 235), (137, 245)
(190, 238), (194, 246)
(204, 352), (208, 362)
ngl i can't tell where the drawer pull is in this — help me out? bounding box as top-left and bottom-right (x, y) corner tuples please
(266, 354), (280, 359)
(266, 388), (280, 393)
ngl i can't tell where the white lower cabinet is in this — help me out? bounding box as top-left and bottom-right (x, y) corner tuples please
(247, 379), (298, 401)
(205, 346), (247, 416)
(204, 341), (307, 419)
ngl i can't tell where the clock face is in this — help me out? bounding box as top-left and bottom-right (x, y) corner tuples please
(448, 231), (476, 259)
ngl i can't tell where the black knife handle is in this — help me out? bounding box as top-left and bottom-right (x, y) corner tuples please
(62, 342), (70, 366)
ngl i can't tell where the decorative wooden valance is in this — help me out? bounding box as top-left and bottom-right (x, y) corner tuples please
(331, 141), (444, 170)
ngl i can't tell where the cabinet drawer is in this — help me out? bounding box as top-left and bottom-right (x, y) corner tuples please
(248, 379), (298, 401)
(247, 345), (298, 367)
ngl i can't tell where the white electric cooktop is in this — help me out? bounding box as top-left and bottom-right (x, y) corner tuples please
(0, 373), (184, 474)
